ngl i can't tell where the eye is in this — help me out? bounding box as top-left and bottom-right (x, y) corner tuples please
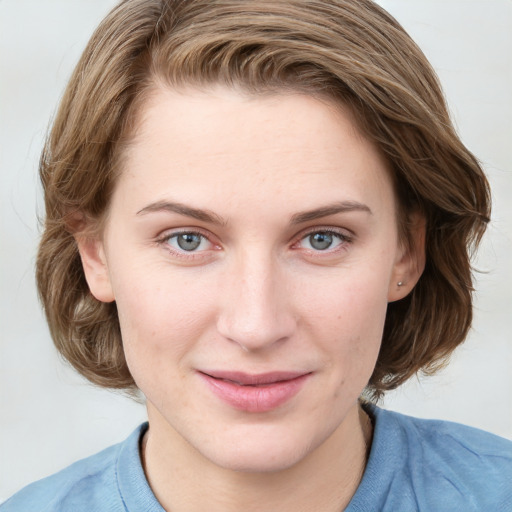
(165, 232), (213, 252)
(298, 230), (347, 251)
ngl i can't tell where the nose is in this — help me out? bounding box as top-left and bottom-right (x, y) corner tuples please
(216, 251), (297, 352)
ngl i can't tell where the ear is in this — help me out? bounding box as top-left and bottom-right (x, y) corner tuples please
(76, 234), (115, 303)
(388, 212), (426, 302)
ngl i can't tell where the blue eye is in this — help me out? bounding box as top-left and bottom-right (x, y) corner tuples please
(309, 232), (334, 250)
(300, 231), (345, 251)
(167, 232), (210, 252)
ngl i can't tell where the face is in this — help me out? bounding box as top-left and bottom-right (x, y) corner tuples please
(80, 85), (419, 473)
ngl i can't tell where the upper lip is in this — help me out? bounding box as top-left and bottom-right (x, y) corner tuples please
(199, 370), (310, 386)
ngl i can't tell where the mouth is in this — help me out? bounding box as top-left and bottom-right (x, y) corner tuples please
(198, 370), (311, 413)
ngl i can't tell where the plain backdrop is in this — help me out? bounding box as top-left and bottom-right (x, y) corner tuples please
(1, 0), (511, 501)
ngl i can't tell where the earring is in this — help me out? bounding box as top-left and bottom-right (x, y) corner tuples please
(397, 281), (404, 287)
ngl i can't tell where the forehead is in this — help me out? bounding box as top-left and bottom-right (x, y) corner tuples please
(115, 85), (394, 218)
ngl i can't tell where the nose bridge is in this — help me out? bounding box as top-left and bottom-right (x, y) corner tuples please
(217, 247), (295, 350)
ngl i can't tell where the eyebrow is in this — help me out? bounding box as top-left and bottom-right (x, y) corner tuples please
(290, 201), (372, 224)
(136, 201), (227, 226)
(136, 199), (372, 225)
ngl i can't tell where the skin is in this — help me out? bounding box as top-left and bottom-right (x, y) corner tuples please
(79, 85), (424, 512)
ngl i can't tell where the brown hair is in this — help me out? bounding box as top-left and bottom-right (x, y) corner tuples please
(36, 0), (490, 397)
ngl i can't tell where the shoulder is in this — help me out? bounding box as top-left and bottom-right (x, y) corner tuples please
(0, 424), (148, 512)
(384, 406), (512, 469)
(0, 445), (120, 512)
(401, 411), (512, 509)
(349, 405), (512, 512)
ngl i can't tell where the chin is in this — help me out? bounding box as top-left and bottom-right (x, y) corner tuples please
(210, 444), (309, 474)
(197, 424), (324, 474)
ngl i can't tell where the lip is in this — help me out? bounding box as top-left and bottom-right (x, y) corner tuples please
(198, 370), (311, 413)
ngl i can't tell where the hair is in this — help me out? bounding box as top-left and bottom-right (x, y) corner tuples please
(36, 0), (490, 398)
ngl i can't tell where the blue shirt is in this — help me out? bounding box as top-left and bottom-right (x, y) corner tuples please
(2, 406), (511, 511)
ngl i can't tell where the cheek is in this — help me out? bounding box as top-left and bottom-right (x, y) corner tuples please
(299, 269), (389, 379)
(302, 268), (389, 338)
(111, 265), (217, 382)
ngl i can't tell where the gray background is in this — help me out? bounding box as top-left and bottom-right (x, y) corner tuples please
(1, 0), (511, 501)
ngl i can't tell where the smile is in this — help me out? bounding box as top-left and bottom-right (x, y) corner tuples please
(198, 371), (311, 413)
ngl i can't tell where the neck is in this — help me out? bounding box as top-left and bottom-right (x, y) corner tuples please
(142, 403), (372, 512)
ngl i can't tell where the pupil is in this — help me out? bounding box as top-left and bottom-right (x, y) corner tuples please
(177, 233), (201, 251)
(310, 232), (333, 250)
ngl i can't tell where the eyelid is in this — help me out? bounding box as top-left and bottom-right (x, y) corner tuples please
(154, 225), (354, 259)
(291, 226), (354, 253)
(294, 225), (354, 242)
(156, 227), (221, 257)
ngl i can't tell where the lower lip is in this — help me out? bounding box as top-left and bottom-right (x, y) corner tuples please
(199, 373), (310, 413)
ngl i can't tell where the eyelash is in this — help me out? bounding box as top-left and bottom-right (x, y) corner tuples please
(156, 229), (219, 260)
(293, 228), (352, 255)
(156, 227), (353, 260)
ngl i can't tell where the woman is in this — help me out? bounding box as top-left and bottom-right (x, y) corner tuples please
(2, 0), (511, 510)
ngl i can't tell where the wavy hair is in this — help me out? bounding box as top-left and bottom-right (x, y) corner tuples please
(36, 0), (490, 397)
